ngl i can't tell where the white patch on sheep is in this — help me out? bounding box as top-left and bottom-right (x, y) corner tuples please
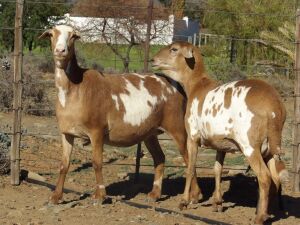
(55, 68), (67, 107)
(55, 25), (73, 54)
(188, 81), (255, 157)
(214, 161), (222, 173)
(187, 98), (200, 139)
(55, 68), (64, 79)
(111, 95), (120, 110)
(261, 138), (269, 155)
(120, 79), (157, 126)
(148, 75), (168, 101)
(153, 174), (163, 187)
(150, 75), (166, 87)
(58, 86), (66, 107)
(132, 73), (145, 79)
(272, 112), (276, 119)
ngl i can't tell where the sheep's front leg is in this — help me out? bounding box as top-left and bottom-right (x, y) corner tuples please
(179, 137), (198, 210)
(90, 131), (106, 203)
(49, 134), (74, 204)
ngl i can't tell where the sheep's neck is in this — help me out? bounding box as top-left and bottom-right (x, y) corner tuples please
(182, 68), (217, 98)
(55, 55), (83, 91)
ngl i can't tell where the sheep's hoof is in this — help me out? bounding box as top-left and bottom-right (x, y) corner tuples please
(178, 200), (188, 210)
(91, 198), (104, 206)
(147, 188), (161, 202)
(212, 204), (223, 212)
(190, 189), (202, 204)
(91, 195), (110, 205)
(91, 191), (108, 205)
(48, 192), (62, 205)
(254, 213), (270, 225)
(190, 193), (201, 204)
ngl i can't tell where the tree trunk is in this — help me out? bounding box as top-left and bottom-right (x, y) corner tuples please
(123, 59), (129, 73)
(242, 40), (248, 65)
(28, 40), (33, 52)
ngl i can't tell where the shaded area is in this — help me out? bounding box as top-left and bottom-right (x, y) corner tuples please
(107, 172), (300, 224)
(22, 164), (300, 225)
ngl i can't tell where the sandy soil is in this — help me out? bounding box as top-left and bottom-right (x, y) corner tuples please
(0, 97), (299, 225)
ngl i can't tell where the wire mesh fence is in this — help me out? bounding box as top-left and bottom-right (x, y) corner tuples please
(0, 0), (297, 188)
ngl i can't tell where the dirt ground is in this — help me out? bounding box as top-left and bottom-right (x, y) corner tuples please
(0, 158), (300, 225)
(0, 101), (300, 225)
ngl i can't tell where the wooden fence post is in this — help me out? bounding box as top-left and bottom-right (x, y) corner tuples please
(134, 0), (154, 183)
(134, 143), (142, 183)
(230, 36), (237, 64)
(293, 9), (300, 192)
(10, 0), (24, 185)
(143, 0), (154, 73)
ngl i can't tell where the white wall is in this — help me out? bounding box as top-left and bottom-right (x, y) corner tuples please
(58, 14), (174, 45)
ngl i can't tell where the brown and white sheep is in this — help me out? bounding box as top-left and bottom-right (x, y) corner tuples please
(39, 26), (201, 204)
(152, 41), (288, 224)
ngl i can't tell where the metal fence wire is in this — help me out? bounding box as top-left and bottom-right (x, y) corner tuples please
(0, 0), (299, 191)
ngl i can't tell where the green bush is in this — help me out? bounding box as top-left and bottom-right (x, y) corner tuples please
(205, 57), (247, 83)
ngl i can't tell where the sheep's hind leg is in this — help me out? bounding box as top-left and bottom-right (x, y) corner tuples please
(144, 135), (165, 201)
(243, 146), (271, 225)
(212, 151), (226, 212)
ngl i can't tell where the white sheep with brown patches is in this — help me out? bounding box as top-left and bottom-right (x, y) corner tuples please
(152, 41), (288, 225)
(39, 25), (201, 204)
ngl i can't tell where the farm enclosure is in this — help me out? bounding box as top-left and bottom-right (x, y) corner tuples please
(0, 0), (300, 224)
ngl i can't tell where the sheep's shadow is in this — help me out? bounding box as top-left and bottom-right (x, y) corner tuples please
(106, 172), (300, 223)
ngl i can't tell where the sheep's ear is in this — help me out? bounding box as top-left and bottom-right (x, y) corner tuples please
(72, 30), (81, 40)
(38, 29), (52, 39)
(182, 45), (194, 59)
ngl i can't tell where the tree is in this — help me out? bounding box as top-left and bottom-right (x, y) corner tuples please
(72, 0), (170, 72)
(202, 0), (293, 38)
(198, 0), (294, 65)
(0, 1), (15, 52)
(0, 0), (69, 52)
(260, 22), (294, 61)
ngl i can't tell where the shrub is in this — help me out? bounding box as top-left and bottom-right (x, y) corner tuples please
(38, 59), (54, 73)
(0, 54), (55, 116)
(0, 132), (10, 175)
(206, 60), (247, 83)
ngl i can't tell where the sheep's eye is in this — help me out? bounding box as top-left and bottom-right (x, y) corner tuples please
(170, 47), (178, 52)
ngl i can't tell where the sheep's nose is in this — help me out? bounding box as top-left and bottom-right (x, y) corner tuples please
(55, 48), (66, 54)
(150, 58), (155, 63)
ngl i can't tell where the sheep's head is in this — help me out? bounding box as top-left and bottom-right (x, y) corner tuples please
(152, 42), (204, 83)
(39, 25), (80, 69)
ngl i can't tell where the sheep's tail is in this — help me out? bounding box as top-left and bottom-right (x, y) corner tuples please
(266, 101), (288, 185)
(267, 156), (289, 186)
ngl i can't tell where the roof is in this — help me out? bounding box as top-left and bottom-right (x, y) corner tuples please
(71, 0), (170, 20)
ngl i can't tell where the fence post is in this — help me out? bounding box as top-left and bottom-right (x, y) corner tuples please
(293, 9), (300, 192)
(134, 0), (154, 183)
(143, 0), (154, 73)
(230, 36), (237, 64)
(193, 33), (197, 45)
(198, 33), (202, 47)
(134, 143), (142, 183)
(11, 0), (24, 185)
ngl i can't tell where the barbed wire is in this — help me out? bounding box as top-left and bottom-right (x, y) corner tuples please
(0, 0), (297, 176)
(0, 0), (296, 19)
(0, 25), (295, 46)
